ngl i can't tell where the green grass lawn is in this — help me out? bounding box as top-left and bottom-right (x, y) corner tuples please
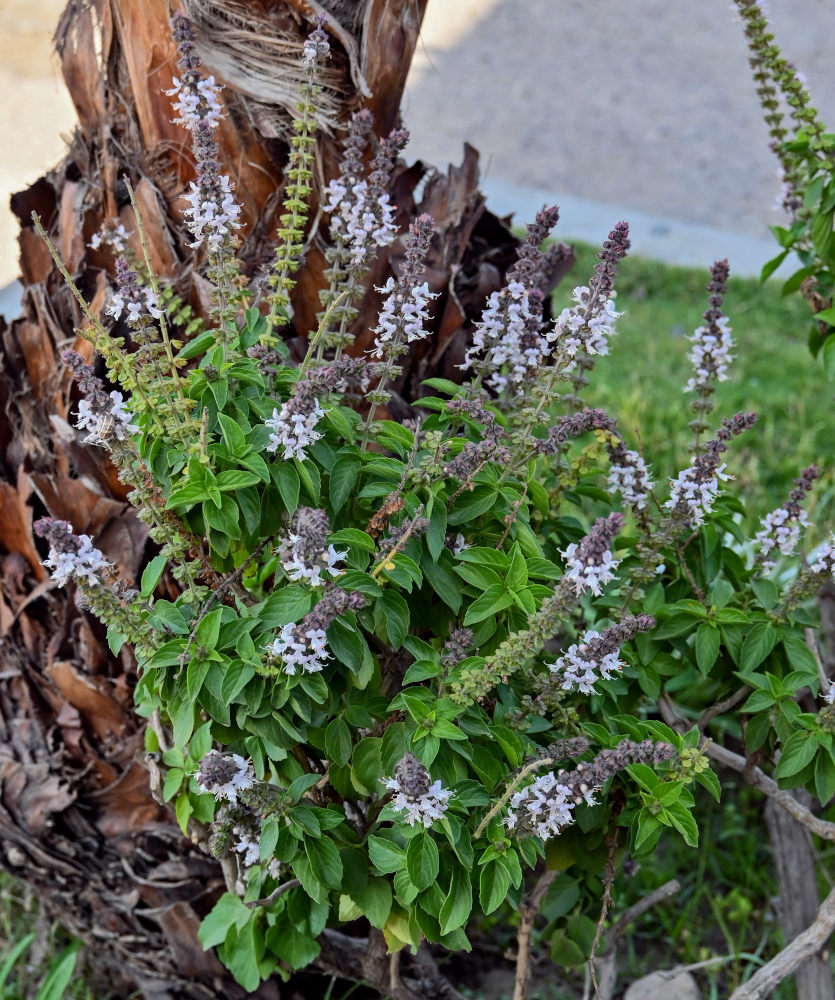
(553, 241), (835, 537)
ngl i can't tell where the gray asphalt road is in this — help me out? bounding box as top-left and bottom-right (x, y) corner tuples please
(404, 0), (835, 240)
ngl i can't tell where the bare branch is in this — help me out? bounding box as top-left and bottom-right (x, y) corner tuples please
(658, 695), (835, 842)
(513, 867), (558, 1000)
(244, 877), (301, 909)
(728, 883), (835, 1000)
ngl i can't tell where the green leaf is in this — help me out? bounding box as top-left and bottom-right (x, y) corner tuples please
(260, 586), (311, 628)
(325, 718), (353, 767)
(195, 607), (223, 650)
(479, 858), (511, 915)
(222, 916), (260, 992)
(781, 630), (819, 677)
(760, 248), (789, 282)
(823, 335), (835, 381)
(426, 503), (447, 561)
(776, 730), (818, 779)
(265, 924), (320, 970)
(273, 463), (300, 514)
(751, 577), (779, 609)
(328, 528), (376, 553)
(216, 470), (260, 491)
(0, 933), (34, 992)
(505, 544), (528, 590)
(368, 835), (406, 874)
(304, 836), (343, 889)
(34, 942), (80, 1000)
(694, 622), (720, 675)
(350, 877), (393, 930)
(439, 867), (473, 935)
(740, 623), (778, 673)
(140, 554), (168, 598)
(199, 893), (251, 949)
(815, 751), (835, 804)
(406, 830), (439, 891)
(463, 585), (514, 626)
(175, 791), (192, 834)
(447, 484), (497, 526)
(352, 737), (383, 794)
(379, 590), (410, 648)
(330, 456), (361, 513)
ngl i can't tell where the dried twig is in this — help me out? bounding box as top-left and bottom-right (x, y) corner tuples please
(586, 879), (681, 1000)
(513, 867), (558, 1000)
(659, 695), (835, 841)
(728, 883), (835, 1000)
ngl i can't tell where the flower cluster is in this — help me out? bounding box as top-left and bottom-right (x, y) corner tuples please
(88, 222), (130, 253)
(506, 740), (676, 840)
(560, 512), (623, 595)
(107, 258), (163, 325)
(534, 407), (614, 456)
(666, 412), (758, 526)
(62, 349), (138, 447)
(548, 614), (655, 694)
(684, 259), (734, 395)
(266, 398), (325, 460)
(168, 12), (242, 254)
(277, 507), (345, 586)
(548, 284), (621, 360)
(463, 280), (545, 392)
(196, 751), (255, 806)
(755, 464), (818, 571)
(266, 622), (329, 675)
(607, 445), (654, 512)
(265, 586), (365, 675)
(810, 535), (835, 577)
(371, 278), (436, 359)
(34, 517), (110, 588)
(302, 16), (330, 68)
(383, 753), (452, 827)
(545, 223), (629, 367)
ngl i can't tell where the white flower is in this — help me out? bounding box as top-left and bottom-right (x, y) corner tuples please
(266, 623), (330, 675)
(265, 399), (325, 461)
(810, 537), (835, 577)
(755, 506), (809, 571)
(684, 316), (734, 394)
(182, 175), (242, 252)
(279, 536), (345, 588)
(545, 285), (621, 362)
(666, 461), (732, 526)
(166, 74), (224, 130)
(234, 831), (261, 868)
(44, 534), (110, 587)
(384, 775), (452, 827)
(607, 451), (653, 511)
(88, 222), (130, 253)
(463, 281), (547, 392)
(74, 390), (139, 446)
(549, 631), (624, 695)
(195, 751), (255, 806)
(505, 772), (577, 840)
(452, 534), (471, 555)
(371, 278), (436, 359)
(560, 543), (619, 596)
